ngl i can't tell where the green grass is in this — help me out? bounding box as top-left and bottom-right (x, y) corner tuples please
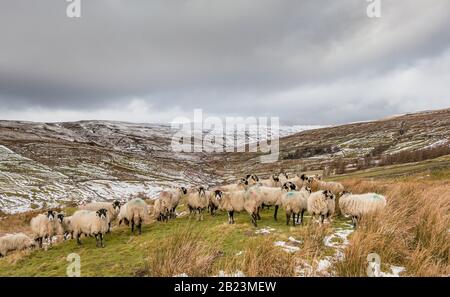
(0, 204), (348, 276)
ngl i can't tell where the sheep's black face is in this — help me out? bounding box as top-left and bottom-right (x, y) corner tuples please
(198, 187), (206, 196)
(246, 174), (251, 180)
(112, 201), (121, 211)
(214, 190), (223, 200)
(47, 211), (56, 221)
(289, 183), (297, 191)
(240, 178), (248, 186)
(300, 174), (307, 181)
(305, 186), (312, 193)
(251, 174), (259, 182)
(96, 209), (108, 219)
(57, 213), (65, 223)
(180, 187), (187, 195)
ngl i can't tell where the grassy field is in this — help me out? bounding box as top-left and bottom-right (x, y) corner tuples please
(1, 156), (449, 277)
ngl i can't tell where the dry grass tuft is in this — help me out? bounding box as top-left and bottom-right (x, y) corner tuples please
(334, 179), (450, 276)
(141, 226), (221, 277)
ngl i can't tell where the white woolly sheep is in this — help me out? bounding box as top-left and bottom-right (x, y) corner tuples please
(307, 190), (335, 224)
(281, 186), (312, 226)
(213, 190), (260, 227)
(187, 187), (209, 221)
(118, 198), (148, 234)
(286, 174), (308, 190)
(217, 178), (249, 192)
(247, 183), (294, 221)
(30, 210), (57, 248)
(207, 189), (220, 216)
(55, 213), (73, 240)
(309, 177), (344, 194)
(158, 187), (188, 219)
(0, 233), (35, 257)
(339, 191), (387, 227)
(259, 174), (282, 188)
(71, 209), (109, 247)
(79, 200), (121, 232)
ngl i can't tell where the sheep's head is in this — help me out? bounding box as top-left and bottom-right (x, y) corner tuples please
(112, 200), (121, 212)
(198, 186), (206, 197)
(57, 213), (65, 223)
(300, 174), (307, 181)
(340, 190), (352, 197)
(180, 187), (188, 195)
(96, 209), (108, 220)
(214, 190), (223, 200)
(46, 211), (56, 221)
(239, 178), (249, 186)
(305, 186), (312, 193)
(282, 182), (296, 191)
(272, 174), (280, 182)
(323, 190), (334, 199)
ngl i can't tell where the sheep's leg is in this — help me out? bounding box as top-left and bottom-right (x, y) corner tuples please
(37, 238), (42, 249)
(107, 223), (111, 233)
(292, 213), (296, 226)
(321, 214), (325, 224)
(251, 213), (257, 227)
(99, 233), (105, 248)
(256, 207), (261, 220)
(300, 209), (305, 225)
(95, 234), (99, 247)
(286, 213), (290, 226)
(274, 205), (279, 221)
(76, 233), (82, 245)
(230, 211), (235, 224)
(131, 220), (135, 233)
(138, 218), (142, 235)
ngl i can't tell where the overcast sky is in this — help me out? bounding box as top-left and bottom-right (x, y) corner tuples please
(0, 0), (449, 125)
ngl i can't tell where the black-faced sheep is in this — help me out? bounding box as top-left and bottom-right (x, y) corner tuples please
(307, 190), (335, 224)
(30, 210), (57, 248)
(71, 209), (109, 247)
(214, 190), (260, 227)
(187, 187), (209, 221)
(281, 186), (312, 226)
(79, 201), (121, 232)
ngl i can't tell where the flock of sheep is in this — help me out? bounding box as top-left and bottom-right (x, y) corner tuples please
(0, 173), (387, 258)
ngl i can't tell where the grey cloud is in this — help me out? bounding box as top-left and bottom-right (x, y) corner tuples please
(0, 0), (449, 123)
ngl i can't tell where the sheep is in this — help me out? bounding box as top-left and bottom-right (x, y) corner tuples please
(71, 209), (109, 247)
(339, 192), (387, 227)
(207, 189), (220, 216)
(217, 178), (249, 192)
(245, 174), (260, 185)
(307, 190), (335, 224)
(55, 213), (73, 240)
(187, 187), (209, 221)
(118, 198), (148, 234)
(79, 200), (121, 232)
(286, 174), (308, 190)
(213, 190), (260, 227)
(158, 187), (188, 219)
(308, 176), (344, 194)
(152, 198), (170, 222)
(0, 233), (36, 257)
(259, 174), (282, 188)
(281, 186), (312, 226)
(246, 183), (294, 221)
(30, 210), (57, 248)
(278, 172), (289, 184)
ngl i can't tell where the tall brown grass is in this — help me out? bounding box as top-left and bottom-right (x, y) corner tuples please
(333, 178), (450, 276)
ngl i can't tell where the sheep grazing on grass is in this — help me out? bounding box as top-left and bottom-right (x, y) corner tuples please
(339, 191), (387, 227)
(79, 201), (121, 232)
(259, 174), (282, 188)
(30, 210), (57, 248)
(217, 178), (249, 192)
(118, 198), (148, 234)
(187, 187), (209, 221)
(281, 186), (312, 226)
(214, 190), (260, 227)
(71, 209), (109, 247)
(0, 233), (35, 257)
(309, 176), (344, 194)
(307, 190), (335, 224)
